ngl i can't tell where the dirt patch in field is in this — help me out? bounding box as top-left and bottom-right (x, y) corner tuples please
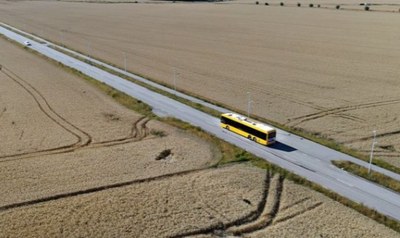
(1, 1), (399, 166)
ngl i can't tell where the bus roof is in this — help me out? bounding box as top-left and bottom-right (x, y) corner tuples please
(221, 113), (275, 132)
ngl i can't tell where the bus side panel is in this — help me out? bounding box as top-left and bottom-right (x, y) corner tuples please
(222, 124), (268, 146)
(258, 138), (268, 146)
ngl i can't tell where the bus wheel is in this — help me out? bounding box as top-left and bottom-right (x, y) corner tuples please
(252, 137), (257, 142)
(226, 126), (230, 130)
(247, 135), (251, 139)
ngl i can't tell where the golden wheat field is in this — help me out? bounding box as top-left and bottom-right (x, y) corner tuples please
(3, 165), (399, 238)
(247, 179), (399, 238)
(0, 30), (399, 236)
(189, 177), (399, 238)
(0, 36), (217, 204)
(234, 0), (400, 11)
(0, 0), (399, 167)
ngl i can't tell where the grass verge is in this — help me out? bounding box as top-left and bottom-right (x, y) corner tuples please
(2, 31), (400, 233)
(69, 63), (400, 234)
(0, 23), (47, 44)
(281, 161), (400, 233)
(51, 43), (400, 175)
(164, 117), (400, 233)
(333, 160), (400, 194)
(48, 45), (222, 117)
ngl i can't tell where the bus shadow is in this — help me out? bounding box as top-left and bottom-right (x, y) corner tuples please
(270, 141), (297, 152)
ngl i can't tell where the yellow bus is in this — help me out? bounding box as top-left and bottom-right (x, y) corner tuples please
(220, 113), (276, 146)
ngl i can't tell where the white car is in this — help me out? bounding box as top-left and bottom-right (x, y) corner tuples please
(24, 40), (32, 46)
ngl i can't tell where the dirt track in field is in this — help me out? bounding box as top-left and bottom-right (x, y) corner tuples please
(1, 2), (400, 236)
(1, 0), (399, 166)
(0, 32), (399, 237)
(2, 163), (398, 238)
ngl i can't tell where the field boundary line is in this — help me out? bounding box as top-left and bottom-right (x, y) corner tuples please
(0, 166), (212, 212)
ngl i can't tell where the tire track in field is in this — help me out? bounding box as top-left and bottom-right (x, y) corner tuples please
(226, 175), (284, 236)
(343, 129), (400, 160)
(343, 129), (400, 144)
(279, 197), (311, 211)
(176, 175), (323, 237)
(267, 193), (324, 227)
(231, 179), (323, 234)
(0, 166), (210, 213)
(88, 116), (151, 148)
(0, 65), (153, 162)
(287, 99), (400, 127)
(0, 116), (152, 163)
(243, 83), (327, 112)
(272, 202), (323, 225)
(0, 66), (91, 154)
(172, 171), (274, 238)
(2, 66), (92, 146)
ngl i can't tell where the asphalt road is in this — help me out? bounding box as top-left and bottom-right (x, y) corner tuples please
(2, 23), (400, 221)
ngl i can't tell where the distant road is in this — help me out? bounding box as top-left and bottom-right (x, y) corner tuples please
(2, 23), (400, 221)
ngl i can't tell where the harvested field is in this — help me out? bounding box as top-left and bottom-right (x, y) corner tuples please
(1, 1), (399, 167)
(0, 36), (398, 237)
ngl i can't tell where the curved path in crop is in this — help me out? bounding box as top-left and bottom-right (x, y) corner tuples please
(2, 23), (400, 221)
(0, 65), (152, 162)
